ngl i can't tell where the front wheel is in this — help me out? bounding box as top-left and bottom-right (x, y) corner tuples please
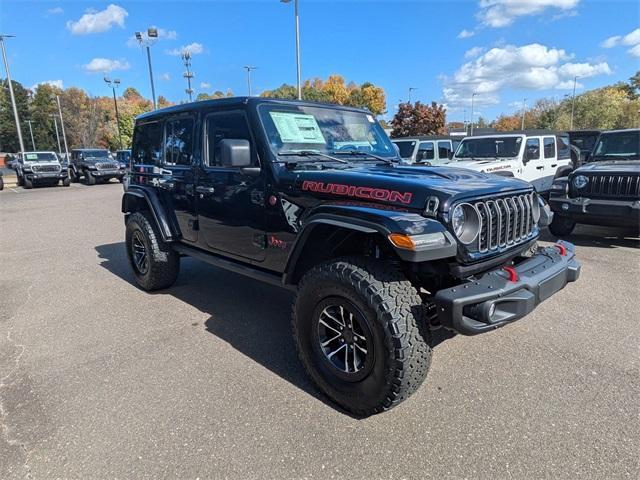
(85, 171), (96, 185)
(62, 177), (71, 187)
(125, 211), (180, 291)
(549, 215), (576, 237)
(293, 257), (432, 416)
(69, 168), (79, 183)
(24, 177), (33, 189)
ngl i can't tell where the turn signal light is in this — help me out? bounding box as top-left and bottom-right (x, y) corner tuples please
(388, 233), (416, 250)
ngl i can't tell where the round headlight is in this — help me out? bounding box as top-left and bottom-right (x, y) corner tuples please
(451, 203), (481, 244)
(531, 193), (541, 223)
(573, 175), (588, 189)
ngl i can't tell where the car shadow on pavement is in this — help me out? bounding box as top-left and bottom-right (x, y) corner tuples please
(540, 225), (640, 249)
(95, 242), (453, 417)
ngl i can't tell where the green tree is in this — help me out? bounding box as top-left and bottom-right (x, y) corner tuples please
(28, 83), (62, 151)
(0, 78), (29, 152)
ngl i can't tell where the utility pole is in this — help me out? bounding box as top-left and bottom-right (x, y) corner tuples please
(182, 51), (194, 102)
(51, 114), (62, 153)
(521, 98), (527, 130)
(0, 34), (25, 153)
(55, 95), (69, 161)
(244, 65), (257, 96)
(26, 120), (35, 150)
(135, 28), (158, 109)
(280, 0), (302, 100)
(408, 87), (417, 104)
(470, 92), (477, 136)
(104, 76), (123, 149)
(570, 76), (578, 130)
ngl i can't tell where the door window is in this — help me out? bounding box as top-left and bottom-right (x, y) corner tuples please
(205, 111), (255, 167)
(525, 138), (540, 160)
(132, 121), (164, 165)
(437, 141), (452, 159)
(417, 141), (434, 161)
(164, 117), (194, 166)
(543, 137), (556, 158)
(557, 135), (571, 160)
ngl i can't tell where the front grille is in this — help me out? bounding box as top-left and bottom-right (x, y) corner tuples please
(32, 164), (61, 173)
(577, 174), (640, 199)
(473, 192), (536, 253)
(96, 162), (119, 170)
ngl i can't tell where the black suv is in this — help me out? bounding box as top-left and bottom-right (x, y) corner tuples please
(549, 128), (640, 236)
(69, 148), (125, 185)
(122, 98), (580, 415)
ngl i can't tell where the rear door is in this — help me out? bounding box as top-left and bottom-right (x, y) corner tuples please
(521, 137), (547, 192)
(436, 140), (453, 164)
(540, 135), (558, 192)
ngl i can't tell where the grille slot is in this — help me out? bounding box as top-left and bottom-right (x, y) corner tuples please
(96, 162), (119, 170)
(581, 174), (640, 199)
(473, 192), (536, 253)
(32, 164), (61, 173)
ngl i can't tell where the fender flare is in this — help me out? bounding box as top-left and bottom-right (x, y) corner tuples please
(121, 186), (180, 242)
(554, 164), (573, 180)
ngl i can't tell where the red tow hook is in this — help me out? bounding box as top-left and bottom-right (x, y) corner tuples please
(554, 243), (567, 256)
(502, 266), (519, 282)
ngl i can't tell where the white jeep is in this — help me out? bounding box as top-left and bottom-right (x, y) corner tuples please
(450, 131), (573, 195)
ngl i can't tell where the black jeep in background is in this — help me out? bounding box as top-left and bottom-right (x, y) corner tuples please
(568, 130), (601, 168)
(69, 148), (125, 185)
(122, 97), (580, 416)
(549, 128), (640, 236)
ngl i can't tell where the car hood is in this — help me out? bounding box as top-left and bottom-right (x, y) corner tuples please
(575, 160), (640, 174)
(287, 164), (531, 212)
(24, 161), (61, 168)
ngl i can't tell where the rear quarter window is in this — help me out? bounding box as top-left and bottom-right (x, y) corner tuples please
(132, 121), (164, 165)
(557, 135), (571, 159)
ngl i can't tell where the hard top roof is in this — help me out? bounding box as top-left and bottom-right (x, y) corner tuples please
(391, 135), (457, 142)
(462, 129), (568, 138)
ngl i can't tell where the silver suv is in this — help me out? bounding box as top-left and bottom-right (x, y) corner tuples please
(15, 151), (70, 189)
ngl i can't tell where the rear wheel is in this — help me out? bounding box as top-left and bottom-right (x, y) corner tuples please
(293, 256), (432, 416)
(125, 211), (180, 291)
(549, 215), (576, 237)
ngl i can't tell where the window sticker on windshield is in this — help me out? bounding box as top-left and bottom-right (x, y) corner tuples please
(269, 111), (326, 144)
(25, 153), (38, 160)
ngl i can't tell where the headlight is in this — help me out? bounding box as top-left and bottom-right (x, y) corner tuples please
(451, 203), (481, 244)
(532, 193), (541, 223)
(573, 175), (588, 189)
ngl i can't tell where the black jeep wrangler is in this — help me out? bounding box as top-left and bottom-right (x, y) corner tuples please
(69, 148), (125, 185)
(122, 98), (581, 415)
(549, 128), (640, 236)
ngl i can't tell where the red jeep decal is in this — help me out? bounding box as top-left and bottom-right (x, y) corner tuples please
(302, 181), (413, 204)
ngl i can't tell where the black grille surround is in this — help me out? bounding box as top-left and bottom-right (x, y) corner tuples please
(32, 164), (61, 173)
(96, 162), (120, 170)
(571, 173), (640, 200)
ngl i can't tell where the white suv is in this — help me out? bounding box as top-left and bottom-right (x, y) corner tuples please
(450, 131), (573, 195)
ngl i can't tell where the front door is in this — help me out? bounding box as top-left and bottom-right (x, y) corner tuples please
(195, 110), (266, 262)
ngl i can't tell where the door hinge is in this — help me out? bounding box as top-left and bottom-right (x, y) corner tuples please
(253, 233), (267, 249)
(189, 218), (199, 231)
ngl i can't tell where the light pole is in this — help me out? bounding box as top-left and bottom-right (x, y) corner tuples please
(521, 98), (527, 130)
(55, 95), (69, 161)
(181, 51), (194, 102)
(244, 65), (257, 96)
(135, 28), (158, 109)
(104, 76), (123, 149)
(51, 114), (62, 154)
(25, 120), (35, 150)
(281, 0), (302, 100)
(408, 87), (417, 104)
(470, 92), (477, 136)
(0, 34), (25, 153)
(570, 76), (578, 130)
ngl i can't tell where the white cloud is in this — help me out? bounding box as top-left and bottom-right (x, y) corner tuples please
(442, 43), (610, 108)
(126, 27), (177, 47)
(601, 35), (622, 49)
(464, 46), (485, 59)
(477, 0), (581, 28)
(83, 57), (130, 73)
(458, 29), (475, 39)
(31, 80), (63, 90)
(601, 28), (640, 52)
(160, 73), (171, 81)
(67, 4), (128, 35)
(555, 79), (583, 90)
(200, 82), (211, 89)
(166, 42), (204, 56)
(47, 7), (64, 15)
(629, 44), (640, 58)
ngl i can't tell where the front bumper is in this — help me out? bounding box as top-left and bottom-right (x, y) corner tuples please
(549, 195), (640, 226)
(92, 169), (125, 178)
(25, 170), (67, 182)
(435, 241), (580, 335)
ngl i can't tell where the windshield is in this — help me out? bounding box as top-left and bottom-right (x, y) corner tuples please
(82, 150), (110, 158)
(392, 140), (417, 159)
(570, 133), (598, 152)
(23, 152), (58, 162)
(592, 131), (640, 160)
(454, 136), (522, 159)
(258, 104), (398, 158)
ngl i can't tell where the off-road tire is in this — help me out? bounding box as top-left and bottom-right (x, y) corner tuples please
(69, 168), (79, 183)
(24, 177), (33, 189)
(549, 215), (576, 237)
(0, 177), (3, 191)
(85, 171), (96, 185)
(17, 174), (24, 187)
(125, 211), (180, 291)
(293, 256), (432, 416)
(62, 177), (71, 187)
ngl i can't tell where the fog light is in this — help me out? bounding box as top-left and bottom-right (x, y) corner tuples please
(562, 203), (569, 211)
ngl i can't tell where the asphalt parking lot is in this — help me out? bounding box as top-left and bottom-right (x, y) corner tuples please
(1, 182), (639, 479)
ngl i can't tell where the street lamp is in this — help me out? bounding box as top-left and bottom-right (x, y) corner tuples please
(0, 34), (25, 153)
(521, 98), (527, 130)
(25, 119), (35, 150)
(104, 76), (123, 149)
(244, 65), (257, 96)
(136, 27), (158, 109)
(54, 95), (69, 161)
(408, 87), (417, 104)
(470, 92), (477, 136)
(570, 76), (578, 130)
(51, 114), (62, 154)
(181, 51), (194, 102)
(281, 0), (302, 100)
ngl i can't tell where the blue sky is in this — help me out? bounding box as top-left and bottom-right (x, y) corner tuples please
(1, 0), (639, 122)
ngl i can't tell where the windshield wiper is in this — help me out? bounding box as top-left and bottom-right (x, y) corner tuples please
(276, 150), (349, 164)
(332, 150), (396, 165)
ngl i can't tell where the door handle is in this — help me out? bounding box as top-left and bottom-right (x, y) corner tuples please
(551, 164), (557, 168)
(195, 186), (215, 195)
(536, 166), (544, 170)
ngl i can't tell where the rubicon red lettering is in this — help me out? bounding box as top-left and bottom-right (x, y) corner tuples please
(302, 181), (413, 204)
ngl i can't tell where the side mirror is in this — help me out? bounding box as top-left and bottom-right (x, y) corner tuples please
(448, 150), (453, 160)
(220, 139), (252, 168)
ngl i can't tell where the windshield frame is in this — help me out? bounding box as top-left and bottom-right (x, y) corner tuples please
(591, 131), (640, 161)
(81, 149), (111, 159)
(22, 152), (59, 163)
(256, 102), (399, 161)
(453, 135), (524, 160)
